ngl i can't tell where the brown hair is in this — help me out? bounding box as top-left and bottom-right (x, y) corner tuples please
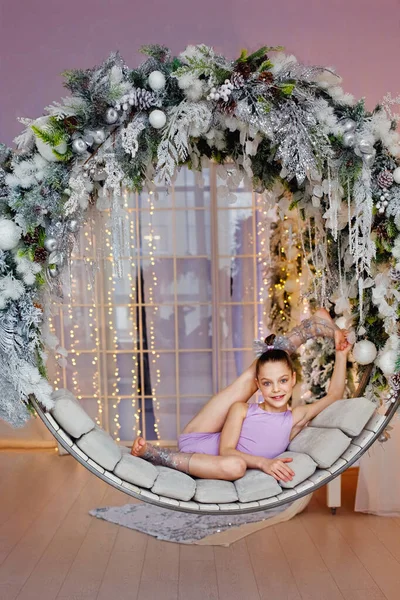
(255, 334), (295, 377)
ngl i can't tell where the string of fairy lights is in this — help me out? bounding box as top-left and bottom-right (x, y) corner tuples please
(144, 190), (162, 440)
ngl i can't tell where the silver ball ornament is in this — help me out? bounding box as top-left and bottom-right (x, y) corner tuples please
(149, 109), (167, 129)
(48, 265), (59, 279)
(148, 70), (166, 91)
(67, 219), (79, 233)
(342, 132), (355, 148)
(341, 118), (357, 133)
(44, 237), (58, 253)
(393, 167), (400, 184)
(72, 138), (87, 154)
(105, 107), (119, 124)
(358, 139), (374, 155)
(48, 251), (65, 266)
(352, 340), (377, 365)
(92, 129), (106, 144)
(83, 133), (94, 147)
(363, 151), (376, 168)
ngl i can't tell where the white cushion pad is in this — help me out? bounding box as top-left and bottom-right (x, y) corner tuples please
(288, 427), (351, 469)
(310, 397), (376, 437)
(234, 469), (281, 503)
(114, 454), (158, 488)
(76, 427), (122, 471)
(51, 389), (95, 438)
(194, 480), (238, 504)
(277, 451), (317, 488)
(152, 466), (196, 501)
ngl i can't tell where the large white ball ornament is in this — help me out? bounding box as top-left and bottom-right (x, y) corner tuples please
(149, 109), (167, 129)
(148, 70), (166, 91)
(393, 167), (400, 185)
(0, 218), (22, 250)
(352, 340), (377, 365)
(35, 137), (67, 162)
(376, 350), (397, 376)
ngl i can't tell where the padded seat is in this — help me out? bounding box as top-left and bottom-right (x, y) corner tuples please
(38, 391), (384, 513)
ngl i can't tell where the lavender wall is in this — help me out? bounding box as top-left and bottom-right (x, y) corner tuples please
(0, 0), (398, 441)
(1, 0), (399, 147)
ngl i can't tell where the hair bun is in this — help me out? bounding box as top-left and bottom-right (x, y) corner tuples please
(264, 334), (276, 346)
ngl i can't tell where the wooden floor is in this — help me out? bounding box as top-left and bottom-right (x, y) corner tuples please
(0, 451), (400, 600)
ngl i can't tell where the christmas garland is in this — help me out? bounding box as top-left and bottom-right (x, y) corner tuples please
(0, 43), (400, 428)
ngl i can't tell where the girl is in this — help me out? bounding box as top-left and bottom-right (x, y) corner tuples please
(131, 308), (352, 483)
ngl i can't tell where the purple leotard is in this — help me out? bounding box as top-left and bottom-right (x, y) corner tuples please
(178, 403), (293, 458)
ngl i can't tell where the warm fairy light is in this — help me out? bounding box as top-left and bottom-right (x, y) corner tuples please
(145, 191), (161, 440)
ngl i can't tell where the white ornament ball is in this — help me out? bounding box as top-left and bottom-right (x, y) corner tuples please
(35, 137), (67, 162)
(376, 349), (397, 376)
(393, 167), (400, 184)
(148, 70), (166, 91)
(352, 340), (377, 365)
(149, 109), (167, 129)
(0, 218), (22, 250)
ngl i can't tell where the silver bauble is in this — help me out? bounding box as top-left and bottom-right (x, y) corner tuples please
(105, 108), (119, 124)
(92, 129), (106, 144)
(148, 70), (166, 91)
(48, 251), (64, 266)
(340, 118), (357, 133)
(392, 166), (400, 184)
(83, 133), (94, 147)
(44, 237), (58, 252)
(48, 265), (59, 278)
(149, 109), (167, 129)
(72, 138), (87, 154)
(363, 151), (376, 168)
(342, 132), (355, 148)
(358, 138), (374, 155)
(67, 219), (79, 233)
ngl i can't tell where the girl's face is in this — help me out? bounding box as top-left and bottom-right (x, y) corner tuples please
(256, 360), (296, 411)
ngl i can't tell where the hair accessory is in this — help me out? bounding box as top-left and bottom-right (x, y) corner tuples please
(253, 339), (275, 357)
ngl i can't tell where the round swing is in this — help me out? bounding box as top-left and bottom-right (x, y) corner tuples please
(1, 44), (400, 515)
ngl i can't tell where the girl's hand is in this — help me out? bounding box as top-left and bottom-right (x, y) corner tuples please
(336, 336), (353, 356)
(258, 457), (295, 482)
(334, 327), (349, 351)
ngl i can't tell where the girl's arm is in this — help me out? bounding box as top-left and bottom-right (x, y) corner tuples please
(219, 402), (295, 481)
(292, 343), (352, 429)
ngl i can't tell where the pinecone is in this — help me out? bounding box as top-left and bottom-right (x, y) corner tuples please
(390, 267), (400, 282)
(375, 223), (388, 240)
(23, 231), (40, 246)
(133, 88), (158, 110)
(230, 72), (245, 89)
(377, 169), (394, 189)
(33, 247), (48, 264)
(217, 98), (237, 115)
(234, 62), (252, 80)
(258, 71), (274, 84)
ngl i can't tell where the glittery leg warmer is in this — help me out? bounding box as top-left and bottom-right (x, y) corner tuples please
(140, 443), (193, 474)
(273, 317), (339, 355)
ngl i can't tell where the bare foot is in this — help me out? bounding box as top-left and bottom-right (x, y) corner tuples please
(131, 436), (147, 457)
(314, 308), (348, 351)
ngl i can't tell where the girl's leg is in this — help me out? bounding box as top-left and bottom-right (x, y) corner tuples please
(182, 359), (258, 435)
(273, 309), (341, 355)
(131, 438), (246, 481)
